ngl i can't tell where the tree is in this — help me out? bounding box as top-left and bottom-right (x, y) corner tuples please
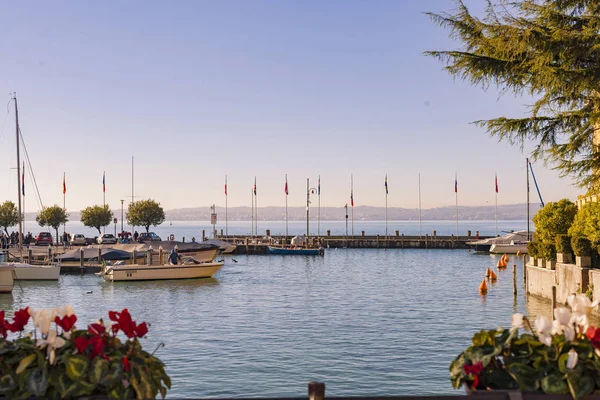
(80, 205), (113, 235)
(532, 199), (578, 246)
(0, 201), (18, 235)
(126, 199), (165, 233)
(426, 1), (600, 189)
(569, 202), (600, 246)
(36, 205), (68, 245)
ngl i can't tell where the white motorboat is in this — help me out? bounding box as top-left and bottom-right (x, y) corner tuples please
(489, 241), (528, 255)
(9, 263), (61, 280)
(202, 239), (236, 254)
(0, 264), (14, 293)
(467, 231), (529, 253)
(101, 260), (224, 282)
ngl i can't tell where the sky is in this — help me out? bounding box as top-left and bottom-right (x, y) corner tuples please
(0, 0), (582, 214)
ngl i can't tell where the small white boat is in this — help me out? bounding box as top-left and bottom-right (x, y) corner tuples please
(0, 264), (14, 293)
(202, 239), (237, 254)
(9, 263), (61, 280)
(101, 260), (224, 282)
(489, 241), (528, 255)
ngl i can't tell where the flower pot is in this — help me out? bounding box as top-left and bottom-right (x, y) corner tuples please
(557, 253), (573, 264)
(538, 258), (545, 268)
(546, 260), (556, 270)
(529, 256), (537, 266)
(576, 256), (592, 268)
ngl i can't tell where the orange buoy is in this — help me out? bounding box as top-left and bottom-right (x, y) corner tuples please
(490, 270), (498, 281)
(485, 267), (491, 278)
(479, 279), (488, 293)
(497, 260), (504, 268)
(516, 250), (522, 257)
(502, 254), (509, 263)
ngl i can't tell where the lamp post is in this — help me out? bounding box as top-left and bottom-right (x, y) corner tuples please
(120, 199), (124, 236)
(306, 178), (317, 240)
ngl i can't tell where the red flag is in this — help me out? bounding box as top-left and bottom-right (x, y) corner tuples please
(284, 176), (288, 195)
(102, 171), (106, 193)
(225, 177), (227, 196)
(454, 176), (457, 193)
(495, 174), (498, 193)
(351, 191), (354, 207)
(62, 173), (66, 195)
(254, 177), (257, 196)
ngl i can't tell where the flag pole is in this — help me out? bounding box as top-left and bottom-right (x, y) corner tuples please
(351, 174), (354, 238)
(495, 173), (498, 237)
(103, 171), (106, 234)
(22, 163), (24, 245)
(318, 175), (321, 237)
(455, 172), (458, 240)
(251, 188), (254, 236)
(285, 174), (288, 239)
(418, 173), (422, 239)
(225, 175), (228, 237)
(385, 174), (388, 240)
(255, 177), (258, 236)
(63, 172), (66, 238)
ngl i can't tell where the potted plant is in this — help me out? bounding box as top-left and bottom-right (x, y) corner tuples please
(556, 234), (573, 264)
(451, 294), (600, 398)
(542, 243), (557, 270)
(572, 237), (592, 268)
(527, 241), (540, 267)
(0, 306), (170, 399)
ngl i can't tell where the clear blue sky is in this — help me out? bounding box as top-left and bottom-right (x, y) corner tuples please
(0, 0), (580, 213)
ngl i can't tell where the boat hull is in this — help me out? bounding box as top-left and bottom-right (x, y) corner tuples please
(0, 265), (14, 293)
(104, 261), (224, 281)
(267, 247), (324, 256)
(10, 263), (61, 280)
(489, 244), (528, 254)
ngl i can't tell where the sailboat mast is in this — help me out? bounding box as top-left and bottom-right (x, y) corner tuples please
(526, 158), (530, 242)
(14, 94), (23, 249)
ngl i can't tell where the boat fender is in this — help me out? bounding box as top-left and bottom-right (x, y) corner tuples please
(169, 234), (175, 241)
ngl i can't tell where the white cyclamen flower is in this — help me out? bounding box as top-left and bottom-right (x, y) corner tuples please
(554, 308), (571, 326)
(511, 313), (524, 332)
(33, 309), (52, 335)
(568, 294), (599, 319)
(566, 348), (578, 369)
(553, 308), (575, 341)
(36, 329), (65, 365)
(535, 315), (553, 346)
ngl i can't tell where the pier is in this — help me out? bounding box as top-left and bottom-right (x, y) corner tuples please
(219, 234), (491, 254)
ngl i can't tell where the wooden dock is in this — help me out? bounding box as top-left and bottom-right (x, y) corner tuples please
(220, 234), (491, 254)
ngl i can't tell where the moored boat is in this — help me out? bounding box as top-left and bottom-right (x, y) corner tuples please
(101, 260), (224, 281)
(267, 246), (324, 256)
(466, 230), (529, 253)
(0, 264), (14, 293)
(10, 263), (61, 280)
(489, 241), (528, 255)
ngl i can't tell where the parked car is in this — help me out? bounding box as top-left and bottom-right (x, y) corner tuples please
(35, 232), (53, 246)
(70, 234), (87, 246)
(97, 233), (117, 245)
(137, 232), (162, 242)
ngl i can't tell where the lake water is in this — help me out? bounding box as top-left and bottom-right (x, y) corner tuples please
(1, 239), (554, 398)
(20, 219), (531, 240)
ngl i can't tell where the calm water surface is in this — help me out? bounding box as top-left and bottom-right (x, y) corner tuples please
(2, 248), (551, 398)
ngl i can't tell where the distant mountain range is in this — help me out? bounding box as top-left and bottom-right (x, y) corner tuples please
(22, 203), (539, 222)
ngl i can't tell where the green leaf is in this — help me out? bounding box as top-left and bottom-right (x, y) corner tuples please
(0, 374), (17, 394)
(64, 354), (89, 381)
(541, 373), (569, 394)
(15, 353), (36, 375)
(567, 372), (595, 399)
(558, 352), (569, 374)
(25, 368), (48, 397)
(57, 374), (78, 399)
(100, 363), (122, 386)
(89, 356), (109, 385)
(507, 363), (541, 392)
(131, 366), (156, 399)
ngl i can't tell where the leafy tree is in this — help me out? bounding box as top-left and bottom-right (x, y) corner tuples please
(80, 205), (113, 235)
(426, 1), (600, 189)
(36, 205), (68, 245)
(532, 199), (578, 246)
(0, 201), (18, 235)
(569, 202), (600, 246)
(126, 199), (165, 233)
